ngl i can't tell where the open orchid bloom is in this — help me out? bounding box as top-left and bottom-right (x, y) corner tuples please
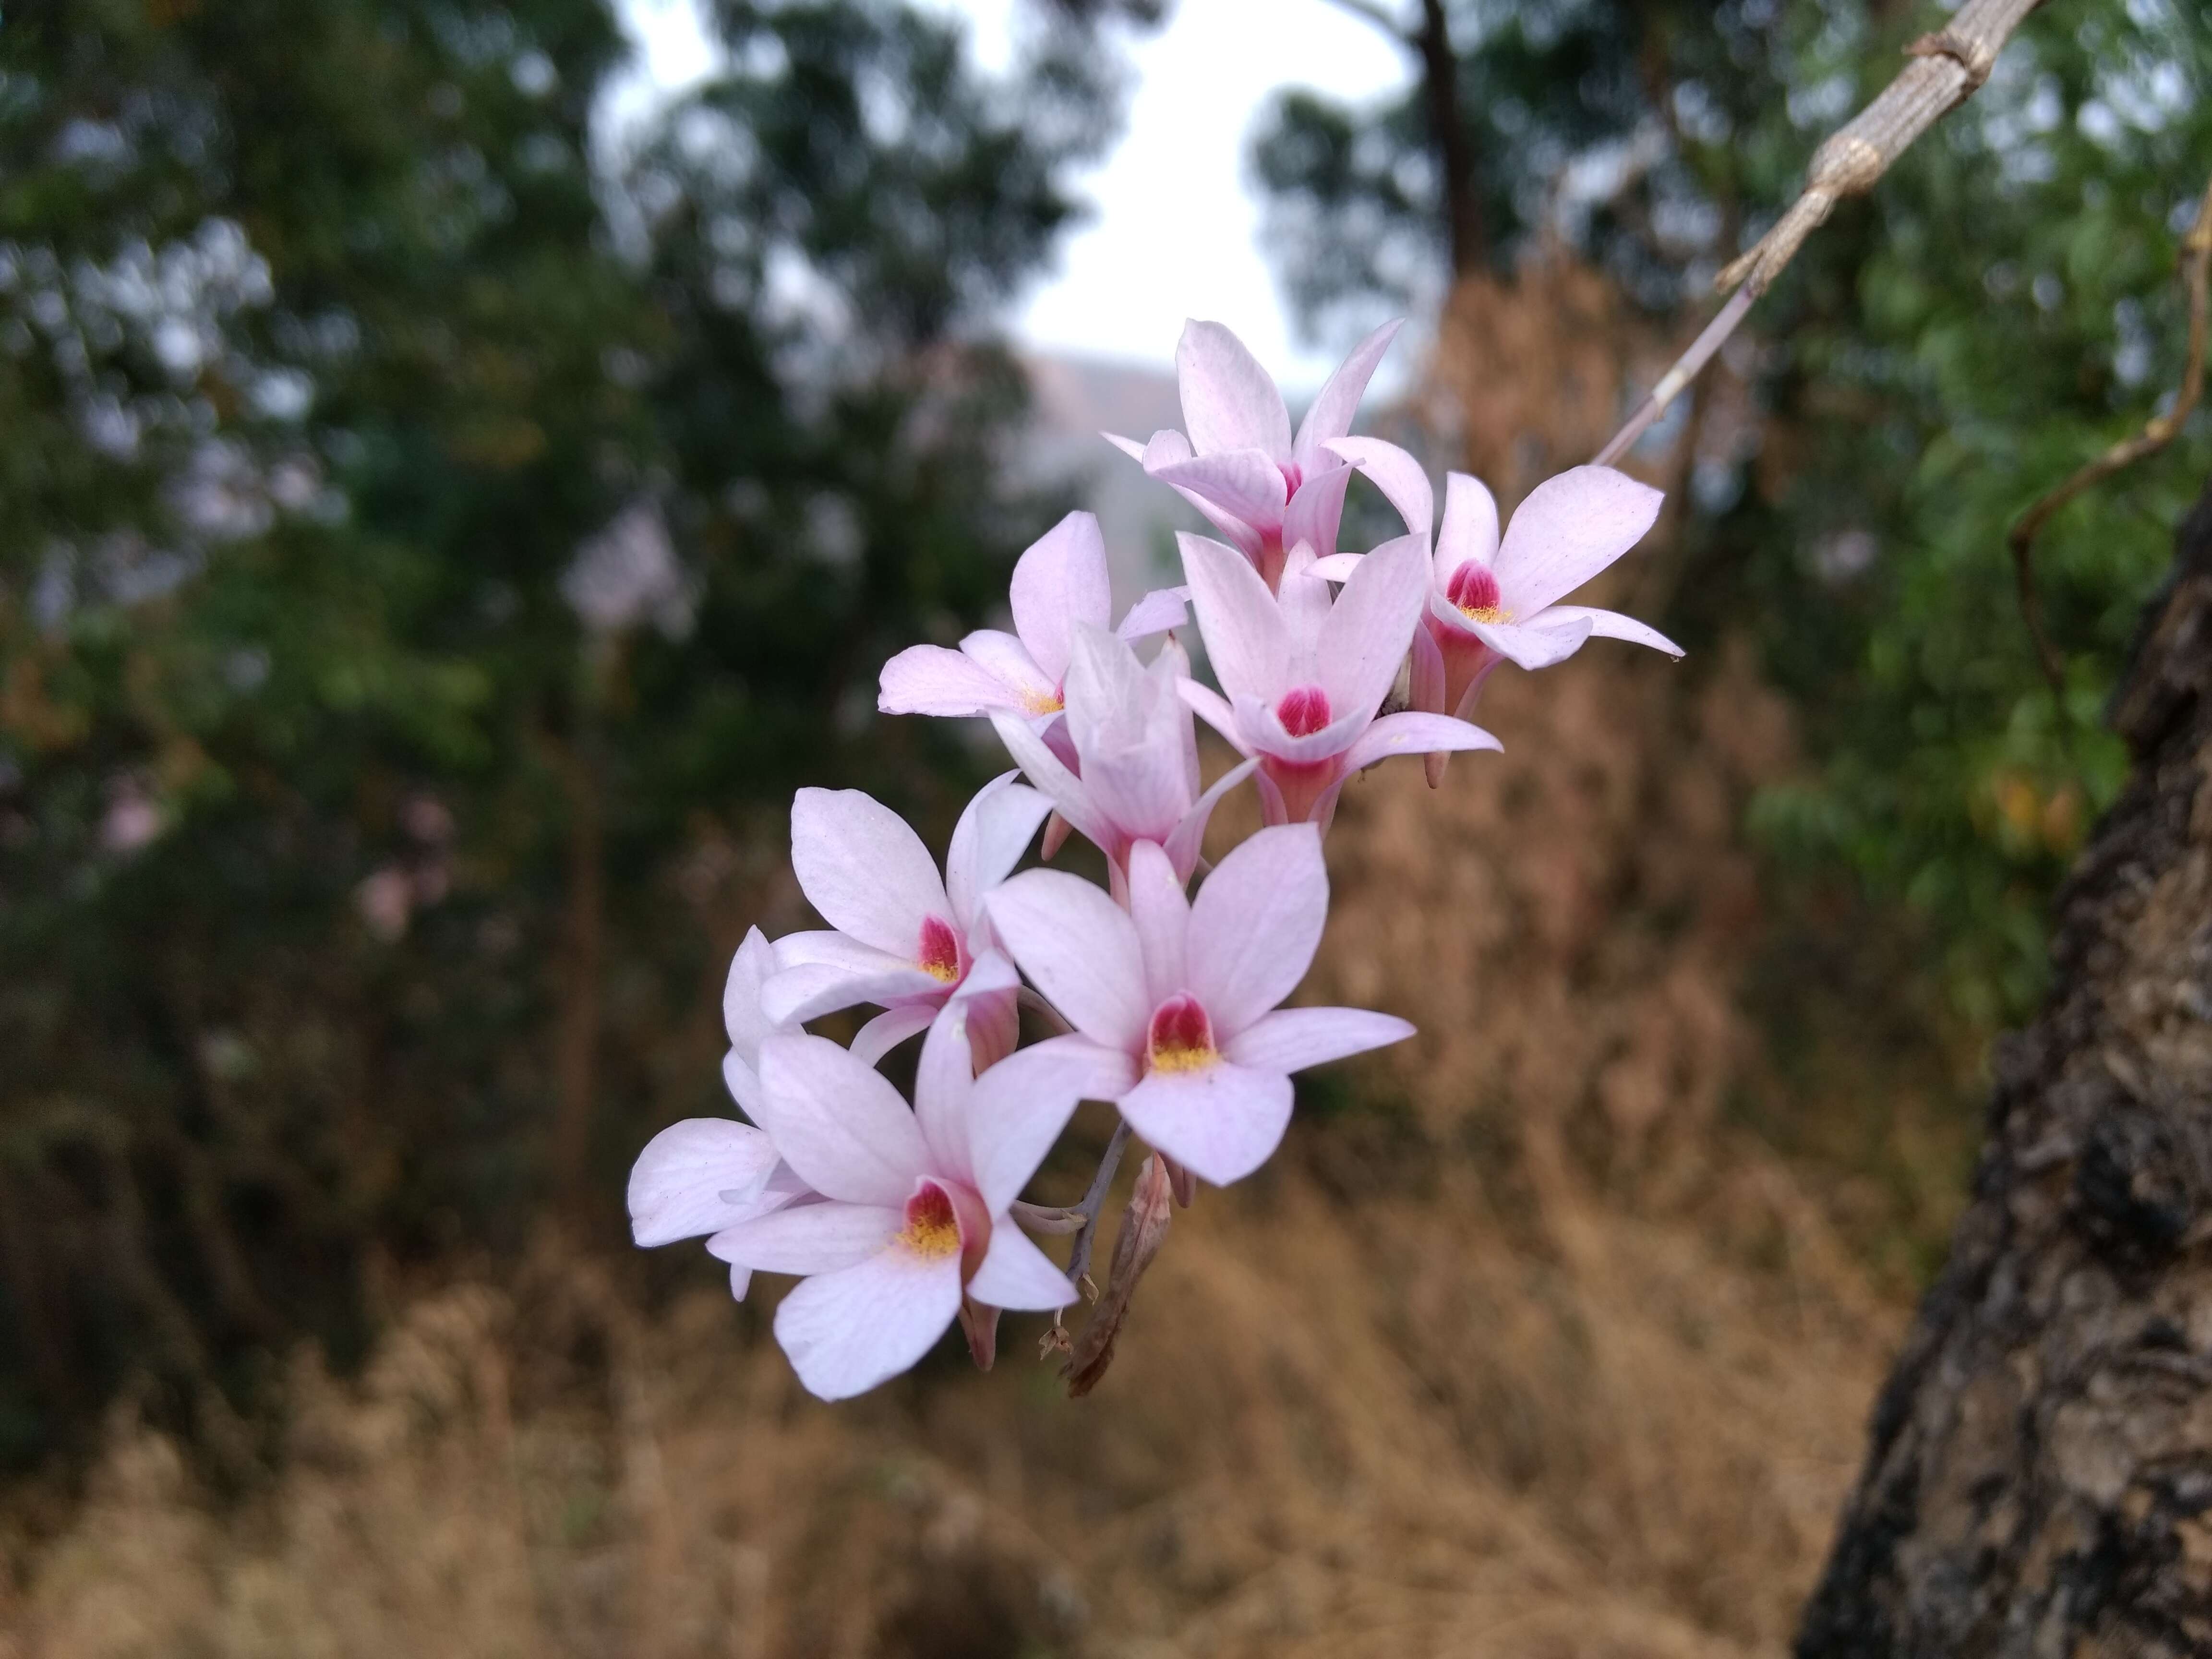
(761, 776), (1050, 1070)
(987, 830), (1413, 1187)
(1106, 320), (1417, 592)
(878, 510), (1189, 724)
(628, 927), (816, 1301)
(1315, 464), (1680, 769)
(990, 626), (1256, 901)
(707, 1010), (1097, 1400)
(1176, 531), (1499, 828)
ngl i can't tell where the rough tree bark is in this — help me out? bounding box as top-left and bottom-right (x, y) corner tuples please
(1797, 474), (2212, 1656)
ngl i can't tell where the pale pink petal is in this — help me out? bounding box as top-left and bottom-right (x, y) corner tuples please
(1283, 460), (1356, 563)
(957, 629), (1058, 712)
(755, 1033), (930, 1206)
(944, 773), (1052, 929)
(1294, 317), (1403, 461)
(789, 789), (950, 958)
(1530, 603), (1683, 657)
(987, 711), (1114, 853)
(728, 1263), (754, 1301)
(1010, 511), (1111, 683)
(966, 1034), (1136, 1214)
(722, 1051), (767, 1119)
(913, 1008), (976, 1186)
(1153, 449), (1288, 533)
(850, 1004), (936, 1066)
(628, 1118), (782, 1246)
(953, 948), (1020, 1002)
(966, 1224), (1076, 1311)
(1063, 628), (1191, 843)
(1344, 711), (1502, 772)
(1186, 823), (1328, 1035)
(1230, 693), (1362, 766)
(723, 926), (781, 1057)
(1178, 532), (1288, 702)
(1176, 678), (1250, 753)
(1116, 585), (1191, 641)
(1316, 533), (1428, 720)
(1306, 553), (1363, 583)
(1102, 431), (1151, 462)
(1176, 320), (1292, 460)
(1493, 465), (1664, 615)
(986, 869), (1150, 1052)
(1118, 1063), (1294, 1186)
(1162, 757), (1259, 882)
(1225, 1006), (1415, 1073)
(1467, 613), (1594, 671)
(772, 1245), (963, 1400)
(1436, 471), (1501, 583)
(878, 644), (1024, 718)
(1125, 839), (1190, 1006)
(1326, 436), (1433, 540)
(760, 959), (944, 1025)
(707, 1200), (901, 1275)
(1276, 549), (1333, 658)
(1408, 624), (1446, 715)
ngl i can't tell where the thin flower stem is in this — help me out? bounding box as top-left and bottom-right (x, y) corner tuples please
(1593, 0), (2044, 468)
(1010, 1200), (1088, 1236)
(1063, 1119), (1131, 1297)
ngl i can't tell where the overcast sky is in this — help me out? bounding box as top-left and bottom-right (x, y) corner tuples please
(614, 0), (1412, 387)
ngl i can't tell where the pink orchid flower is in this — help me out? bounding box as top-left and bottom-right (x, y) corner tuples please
(761, 776), (1050, 1070)
(1316, 461), (1680, 779)
(708, 1009), (1097, 1400)
(989, 626), (1256, 902)
(1176, 530), (1500, 828)
(1107, 319), (1418, 591)
(986, 828), (1413, 1187)
(877, 509), (1188, 724)
(628, 926), (815, 1301)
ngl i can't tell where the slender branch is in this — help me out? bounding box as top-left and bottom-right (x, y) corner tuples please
(2006, 173), (2212, 696)
(1594, 0), (2046, 466)
(1010, 1200), (1088, 1236)
(1313, 0), (1410, 43)
(1062, 1118), (1131, 1298)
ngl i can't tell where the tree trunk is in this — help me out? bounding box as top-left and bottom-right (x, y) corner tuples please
(1797, 474), (2212, 1656)
(1415, 0), (1484, 278)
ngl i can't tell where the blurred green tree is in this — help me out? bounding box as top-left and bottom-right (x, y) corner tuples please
(0, 0), (1153, 1466)
(1253, 0), (2212, 1029)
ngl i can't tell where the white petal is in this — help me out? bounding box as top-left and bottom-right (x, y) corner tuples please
(628, 1118), (782, 1247)
(1116, 585), (1191, 641)
(878, 644), (1025, 718)
(722, 1050), (766, 1119)
(1152, 449), (1288, 532)
(707, 1201), (901, 1275)
(1294, 318), (1403, 460)
(850, 1004), (937, 1066)
(1010, 511), (1112, 684)
(1224, 1006), (1415, 1072)
(1344, 710), (1502, 772)
(1118, 1063), (1294, 1187)
(967, 1224), (1076, 1312)
(1178, 532), (1287, 702)
(754, 1033), (930, 1206)
(1316, 533), (1428, 721)
(1326, 436), (1433, 540)
(1186, 823), (1328, 1035)
(1064, 627), (1192, 845)
(1494, 465), (1663, 615)
(1532, 603), (1683, 658)
(1176, 320), (1292, 460)
(966, 1034), (1135, 1215)
(1466, 613), (1594, 671)
(988, 710), (1115, 854)
(1125, 839), (1190, 1007)
(1306, 553), (1363, 583)
(913, 1007), (976, 1187)
(1436, 471), (1501, 579)
(957, 629), (1058, 710)
(944, 772), (1053, 928)
(986, 869), (1150, 1052)
(760, 958), (944, 1025)
(722, 926), (782, 1060)
(772, 1246), (962, 1401)
(789, 789), (950, 958)
(1163, 757), (1259, 883)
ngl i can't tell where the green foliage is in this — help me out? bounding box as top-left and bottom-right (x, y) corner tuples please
(1250, 0), (2212, 1028)
(0, 0), (1146, 1465)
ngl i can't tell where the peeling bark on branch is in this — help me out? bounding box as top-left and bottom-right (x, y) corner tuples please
(1797, 474), (2212, 1657)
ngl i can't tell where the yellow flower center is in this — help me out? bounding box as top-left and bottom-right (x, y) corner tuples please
(1021, 686), (1064, 716)
(898, 1185), (962, 1260)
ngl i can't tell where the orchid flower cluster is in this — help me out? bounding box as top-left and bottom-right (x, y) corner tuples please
(628, 320), (1680, 1401)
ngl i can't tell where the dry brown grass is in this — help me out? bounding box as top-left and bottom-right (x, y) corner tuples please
(3, 270), (1963, 1659)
